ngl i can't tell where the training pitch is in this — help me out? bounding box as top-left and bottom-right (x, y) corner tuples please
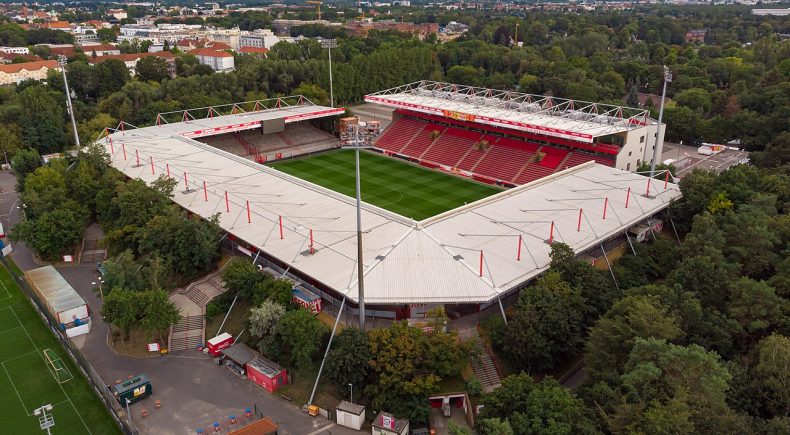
(269, 150), (502, 220)
(0, 262), (121, 434)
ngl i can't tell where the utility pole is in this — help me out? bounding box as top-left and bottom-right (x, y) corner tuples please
(514, 21), (519, 48)
(321, 39), (337, 108)
(649, 65), (672, 178)
(57, 56), (80, 148)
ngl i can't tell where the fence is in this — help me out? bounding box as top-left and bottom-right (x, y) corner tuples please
(0, 256), (137, 435)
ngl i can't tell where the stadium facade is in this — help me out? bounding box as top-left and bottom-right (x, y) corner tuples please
(100, 86), (680, 320)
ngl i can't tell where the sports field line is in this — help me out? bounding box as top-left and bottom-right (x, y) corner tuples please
(1, 349), (38, 365)
(0, 277), (11, 301)
(1, 361), (31, 416)
(9, 307), (93, 435)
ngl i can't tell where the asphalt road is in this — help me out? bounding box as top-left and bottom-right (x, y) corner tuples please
(0, 170), (356, 435)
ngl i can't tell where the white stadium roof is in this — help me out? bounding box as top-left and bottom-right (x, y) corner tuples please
(103, 105), (680, 305)
(365, 81), (656, 143)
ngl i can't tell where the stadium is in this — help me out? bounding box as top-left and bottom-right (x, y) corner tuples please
(100, 82), (680, 321)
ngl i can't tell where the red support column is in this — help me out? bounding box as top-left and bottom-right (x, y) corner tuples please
(135, 150), (140, 166)
(516, 234), (522, 261)
(225, 191), (230, 212)
(203, 181), (208, 201)
(625, 187), (631, 208)
(279, 215), (284, 239)
(664, 170), (669, 190)
(645, 176), (651, 197)
(578, 208), (583, 231)
(109, 137), (114, 154)
(183, 172), (188, 190)
(150, 156), (155, 175)
(603, 197), (608, 220)
(309, 229), (314, 254)
(246, 201), (251, 223)
(549, 221), (554, 244)
(166, 163), (171, 179)
(120, 121), (125, 135)
(479, 250), (484, 277)
(122, 143), (127, 160)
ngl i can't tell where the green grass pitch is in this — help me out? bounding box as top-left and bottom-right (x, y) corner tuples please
(0, 262), (121, 435)
(269, 150), (502, 220)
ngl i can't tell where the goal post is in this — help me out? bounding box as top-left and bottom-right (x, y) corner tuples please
(43, 348), (73, 384)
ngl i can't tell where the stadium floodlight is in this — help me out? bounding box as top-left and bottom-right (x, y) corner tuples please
(33, 404), (55, 434)
(342, 124), (374, 330)
(57, 56), (80, 148)
(649, 65), (672, 179)
(321, 39), (337, 108)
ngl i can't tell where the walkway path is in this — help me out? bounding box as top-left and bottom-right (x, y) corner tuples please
(458, 327), (502, 393)
(169, 271), (226, 352)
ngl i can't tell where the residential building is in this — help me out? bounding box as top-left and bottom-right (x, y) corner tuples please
(271, 19), (331, 35)
(239, 29), (280, 50)
(752, 8), (790, 16)
(48, 44), (121, 58)
(345, 20), (439, 39)
(0, 47), (30, 55)
(43, 21), (72, 31)
(0, 60), (60, 85)
(75, 34), (100, 45)
(89, 52), (176, 77)
(190, 48), (234, 71)
(206, 29), (241, 50)
(0, 53), (42, 64)
(685, 29), (707, 43)
(237, 46), (269, 56)
(107, 9), (128, 21)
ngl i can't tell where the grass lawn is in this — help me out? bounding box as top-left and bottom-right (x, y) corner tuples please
(276, 362), (344, 411)
(269, 150), (502, 221)
(0, 261), (121, 434)
(205, 298), (251, 341)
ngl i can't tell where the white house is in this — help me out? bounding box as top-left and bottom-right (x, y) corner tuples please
(190, 48), (234, 72)
(0, 60), (60, 86)
(0, 47), (30, 55)
(239, 29), (281, 50)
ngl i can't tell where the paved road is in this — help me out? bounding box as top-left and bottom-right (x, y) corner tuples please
(0, 171), (356, 435)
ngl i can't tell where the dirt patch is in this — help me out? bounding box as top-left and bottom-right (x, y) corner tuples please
(109, 326), (167, 359)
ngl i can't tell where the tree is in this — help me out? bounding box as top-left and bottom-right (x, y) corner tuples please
(136, 56), (169, 82)
(585, 295), (683, 384)
(248, 300), (286, 339)
(727, 278), (788, 347)
(140, 289), (180, 342)
(367, 322), (441, 424)
(293, 83), (329, 106)
(478, 373), (597, 434)
(501, 270), (587, 371)
(276, 309), (327, 368)
(96, 28), (117, 43)
(136, 210), (221, 275)
(325, 327), (370, 397)
(95, 59), (130, 97)
(10, 147), (41, 191)
(675, 87), (713, 114)
(17, 85), (66, 152)
(190, 64), (214, 76)
(753, 334), (790, 417)
(101, 288), (141, 343)
(10, 200), (89, 260)
(549, 243), (617, 324)
(478, 418), (514, 435)
(0, 124), (21, 165)
(222, 257), (267, 301)
(447, 421), (473, 435)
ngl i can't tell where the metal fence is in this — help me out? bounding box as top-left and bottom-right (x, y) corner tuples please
(0, 256), (137, 435)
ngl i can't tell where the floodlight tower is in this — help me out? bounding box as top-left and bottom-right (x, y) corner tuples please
(649, 65), (672, 178)
(33, 404), (54, 435)
(341, 124), (375, 329)
(57, 56), (80, 148)
(321, 39), (337, 108)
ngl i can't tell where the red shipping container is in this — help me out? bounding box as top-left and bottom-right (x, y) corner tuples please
(246, 357), (287, 393)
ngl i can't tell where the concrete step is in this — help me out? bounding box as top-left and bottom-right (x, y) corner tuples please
(185, 288), (210, 306)
(172, 315), (204, 333)
(170, 334), (204, 352)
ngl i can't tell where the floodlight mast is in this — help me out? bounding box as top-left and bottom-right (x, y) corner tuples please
(341, 124), (375, 329)
(321, 39), (337, 108)
(33, 404), (55, 435)
(57, 56), (80, 148)
(649, 65), (672, 178)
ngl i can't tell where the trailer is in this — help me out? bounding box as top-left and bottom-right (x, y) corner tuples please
(206, 332), (234, 356)
(112, 375), (152, 405)
(24, 266), (91, 337)
(246, 356), (287, 393)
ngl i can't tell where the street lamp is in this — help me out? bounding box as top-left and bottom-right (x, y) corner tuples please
(321, 39), (337, 108)
(649, 65), (672, 179)
(33, 404), (55, 435)
(349, 383), (353, 403)
(57, 55), (80, 148)
(91, 277), (104, 301)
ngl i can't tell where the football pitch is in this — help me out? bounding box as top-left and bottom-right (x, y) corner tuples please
(0, 262), (121, 434)
(269, 150), (502, 220)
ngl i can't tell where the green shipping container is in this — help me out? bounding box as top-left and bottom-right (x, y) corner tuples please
(112, 375), (152, 405)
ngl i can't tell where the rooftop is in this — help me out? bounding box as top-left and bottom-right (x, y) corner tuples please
(366, 81), (656, 143)
(24, 266), (86, 315)
(220, 343), (257, 365)
(0, 59), (58, 73)
(103, 98), (680, 304)
(337, 401), (365, 415)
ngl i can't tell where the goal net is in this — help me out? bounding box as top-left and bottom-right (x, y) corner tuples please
(43, 349), (73, 384)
